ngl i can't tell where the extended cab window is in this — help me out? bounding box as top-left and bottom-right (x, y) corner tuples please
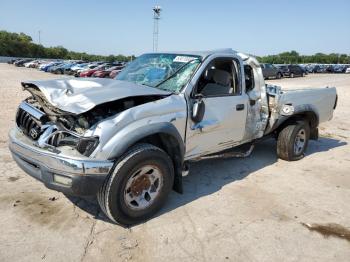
(244, 65), (254, 92)
(196, 58), (241, 97)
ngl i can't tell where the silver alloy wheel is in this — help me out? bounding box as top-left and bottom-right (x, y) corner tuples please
(294, 128), (306, 155)
(124, 165), (163, 210)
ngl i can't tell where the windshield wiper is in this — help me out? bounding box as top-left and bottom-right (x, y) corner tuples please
(154, 58), (200, 88)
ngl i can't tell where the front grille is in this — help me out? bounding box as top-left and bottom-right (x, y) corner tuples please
(16, 108), (41, 140)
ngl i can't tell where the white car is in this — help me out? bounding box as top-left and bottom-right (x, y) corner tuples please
(346, 67), (350, 74)
(24, 60), (44, 68)
(23, 60), (37, 68)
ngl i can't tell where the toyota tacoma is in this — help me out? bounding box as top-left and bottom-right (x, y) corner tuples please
(9, 49), (337, 225)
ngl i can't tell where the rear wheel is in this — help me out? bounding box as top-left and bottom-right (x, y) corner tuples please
(98, 144), (174, 225)
(277, 121), (310, 161)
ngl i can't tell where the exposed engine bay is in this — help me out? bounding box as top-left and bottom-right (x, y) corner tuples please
(17, 85), (165, 156)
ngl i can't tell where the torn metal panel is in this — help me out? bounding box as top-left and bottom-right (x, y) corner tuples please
(241, 55), (269, 142)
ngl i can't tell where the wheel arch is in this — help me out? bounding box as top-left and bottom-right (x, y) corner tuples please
(272, 105), (319, 137)
(107, 122), (185, 193)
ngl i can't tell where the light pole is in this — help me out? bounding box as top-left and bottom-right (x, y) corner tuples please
(38, 30), (41, 45)
(153, 5), (162, 52)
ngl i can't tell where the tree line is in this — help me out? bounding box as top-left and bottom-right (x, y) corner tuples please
(257, 51), (350, 64)
(1, 30), (349, 64)
(0, 30), (134, 62)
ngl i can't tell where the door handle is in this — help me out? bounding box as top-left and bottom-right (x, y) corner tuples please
(236, 104), (245, 111)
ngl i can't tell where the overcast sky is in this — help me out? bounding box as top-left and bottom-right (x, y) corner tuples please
(1, 0), (349, 56)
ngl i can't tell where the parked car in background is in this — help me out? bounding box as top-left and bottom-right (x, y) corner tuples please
(7, 59), (19, 64)
(325, 65), (336, 73)
(109, 66), (125, 78)
(51, 62), (77, 74)
(40, 61), (62, 72)
(346, 67), (350, 74)
(275, 65), (289, 77)
(299, 65), (308, 75)
(61, 61), (85, 75)
(281, 65), (305, 77)
(79, 64), (112, 77)
(261, 63), (283, 79)
(47, 63), (65, 73)
(14, 59), (33, 67)
(312, 65), (327, 73)
(24, 60), (45, 68)
(278, 65), (306, 77)
(333, 65), (345, 73)
(65, 63), (88, 75)
(92, 65), (125, 78)
(305, 64), (315, 73)
(74, 64), (100, 77)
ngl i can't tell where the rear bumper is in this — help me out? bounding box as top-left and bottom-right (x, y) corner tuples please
(9, 128), (114, 196)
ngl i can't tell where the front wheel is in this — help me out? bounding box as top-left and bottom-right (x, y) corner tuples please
(98, 144), (174, 225)
(277, 121), (310, 161)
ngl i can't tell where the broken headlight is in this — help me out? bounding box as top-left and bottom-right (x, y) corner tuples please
(76, 137), (99, 156)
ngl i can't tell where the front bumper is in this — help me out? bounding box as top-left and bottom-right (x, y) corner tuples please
(9, 128), (114, 196)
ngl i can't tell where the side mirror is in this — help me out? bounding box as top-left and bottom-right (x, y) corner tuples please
(247, 90), (260, 102)
(191, 96), (205, 123)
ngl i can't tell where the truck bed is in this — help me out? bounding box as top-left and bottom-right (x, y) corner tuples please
(279, 87), (337, 123)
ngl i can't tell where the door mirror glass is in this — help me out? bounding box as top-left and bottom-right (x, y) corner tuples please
(191, 99), (205, 122)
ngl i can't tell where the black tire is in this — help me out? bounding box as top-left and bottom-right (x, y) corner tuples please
(98, 143), (174, 225)
(277, 121), (310, 161)
(277, 73), (282, 79)
(290, 73), (295, 78)
(302, 72), (305, 77)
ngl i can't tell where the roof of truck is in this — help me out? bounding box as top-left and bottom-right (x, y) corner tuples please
(150, 48), (244, 58)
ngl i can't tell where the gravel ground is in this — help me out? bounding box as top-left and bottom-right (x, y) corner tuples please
(0, 64), (349, 262)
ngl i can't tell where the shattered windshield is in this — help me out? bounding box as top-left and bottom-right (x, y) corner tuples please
(116, 53), (201, 92)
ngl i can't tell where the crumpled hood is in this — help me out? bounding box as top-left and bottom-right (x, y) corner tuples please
(21, 78), (171, 114)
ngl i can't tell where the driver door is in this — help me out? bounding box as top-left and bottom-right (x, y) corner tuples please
(185, 57), (248, 159)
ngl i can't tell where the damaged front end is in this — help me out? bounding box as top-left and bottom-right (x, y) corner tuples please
(17, 83), (167, 157)
(9, 79), (174, 196)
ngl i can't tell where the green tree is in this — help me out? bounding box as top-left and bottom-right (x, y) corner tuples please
(0, 30), (134, 61)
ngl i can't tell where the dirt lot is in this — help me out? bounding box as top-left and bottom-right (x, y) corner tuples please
(0, 64), (349, 262)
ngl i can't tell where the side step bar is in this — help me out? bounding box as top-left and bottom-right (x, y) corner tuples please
(198, 144), (255, 160)
(182, 144), (255, 177)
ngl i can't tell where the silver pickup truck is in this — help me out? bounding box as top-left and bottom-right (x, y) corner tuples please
(9, 49), (337, 225)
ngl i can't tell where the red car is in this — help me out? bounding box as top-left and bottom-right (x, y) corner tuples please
(91, 65), (123, 78)
(108, 66), (125, 78)
(79, 64), (111, 77)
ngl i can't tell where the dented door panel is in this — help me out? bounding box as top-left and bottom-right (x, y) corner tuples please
(185, 95), (248, 159)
